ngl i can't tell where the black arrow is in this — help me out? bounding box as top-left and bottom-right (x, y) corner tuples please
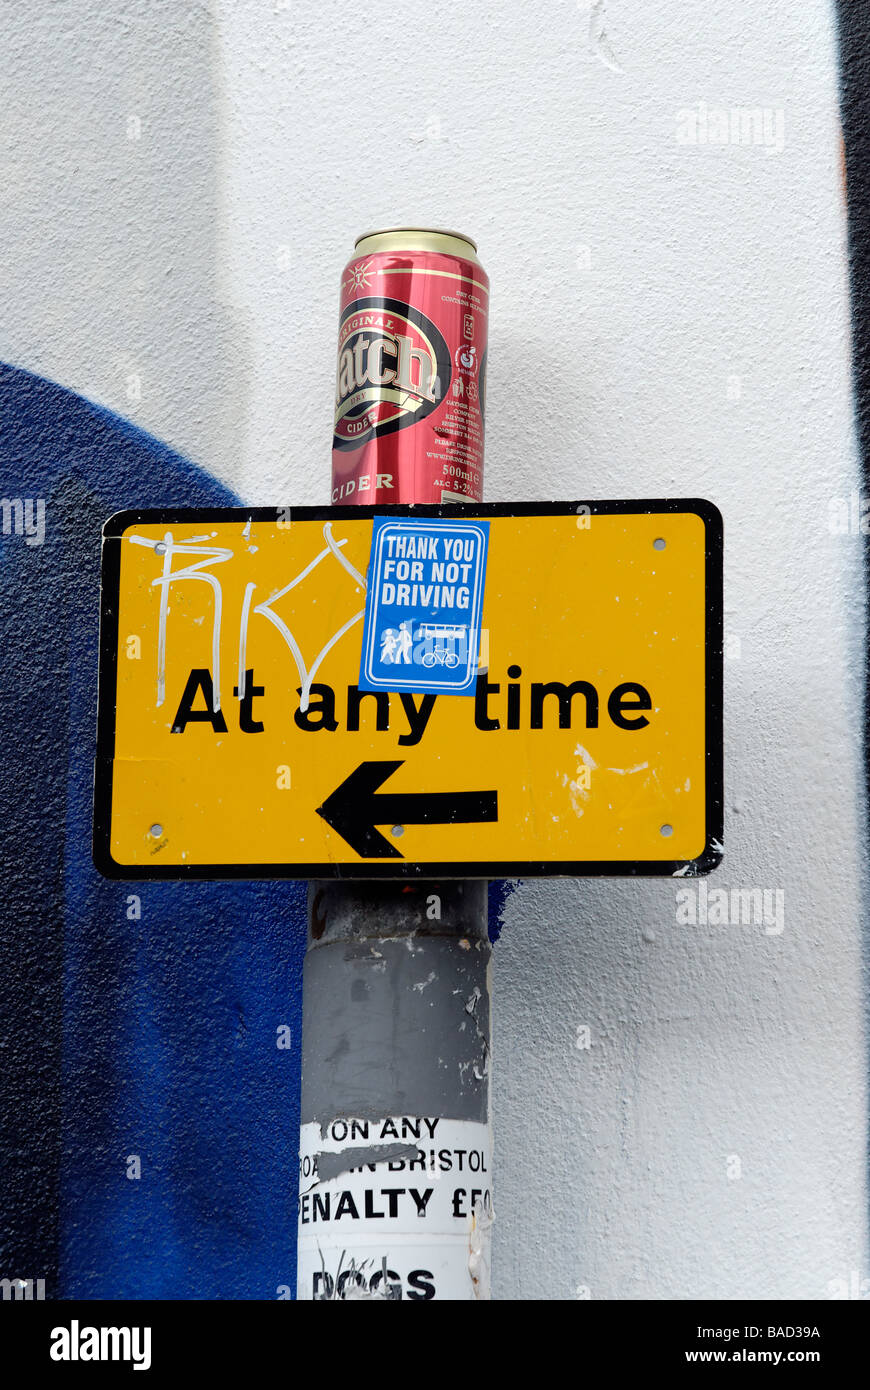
(316, 760), (498, 859)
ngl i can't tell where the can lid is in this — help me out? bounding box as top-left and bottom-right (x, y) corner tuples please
(354, 226), (478, 253)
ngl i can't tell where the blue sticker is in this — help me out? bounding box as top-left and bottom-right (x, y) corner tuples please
(359, 515), (489, 696)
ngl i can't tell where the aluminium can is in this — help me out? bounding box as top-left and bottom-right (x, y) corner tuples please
(332, 227), (488, 506)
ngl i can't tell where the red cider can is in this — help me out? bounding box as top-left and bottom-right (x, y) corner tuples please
(332, 227), (488, 506)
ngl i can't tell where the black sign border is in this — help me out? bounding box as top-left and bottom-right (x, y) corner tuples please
(94, 499), (724, 881)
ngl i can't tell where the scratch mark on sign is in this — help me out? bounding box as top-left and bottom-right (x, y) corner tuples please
(563, 742), (597, 816)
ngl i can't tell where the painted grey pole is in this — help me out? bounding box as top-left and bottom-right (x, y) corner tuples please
(297, 880), (492, 1299)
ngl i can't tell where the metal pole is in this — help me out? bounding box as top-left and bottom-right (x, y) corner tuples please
(297, 879), (492, 1299)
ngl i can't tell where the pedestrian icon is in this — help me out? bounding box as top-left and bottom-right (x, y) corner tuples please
(380, 621), (414, 664)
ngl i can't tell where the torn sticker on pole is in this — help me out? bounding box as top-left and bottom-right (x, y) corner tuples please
(296, 1116), (493, 1300)
(358, 515), (489, 696)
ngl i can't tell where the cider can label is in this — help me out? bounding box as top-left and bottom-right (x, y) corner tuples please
(332, 230), (488, 506)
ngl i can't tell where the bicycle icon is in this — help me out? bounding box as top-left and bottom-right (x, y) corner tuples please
(419, 624), (467, 669)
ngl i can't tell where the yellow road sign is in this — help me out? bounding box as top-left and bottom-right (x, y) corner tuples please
(94, 502), (723, 879)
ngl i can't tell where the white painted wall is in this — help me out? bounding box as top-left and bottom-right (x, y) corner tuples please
(2, 0), (866, 1297)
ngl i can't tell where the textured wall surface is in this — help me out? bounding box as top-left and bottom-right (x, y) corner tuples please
(1, 0), (866, 1298)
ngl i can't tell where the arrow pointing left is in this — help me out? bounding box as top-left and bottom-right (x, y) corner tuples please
(315, 760), (499, 859)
